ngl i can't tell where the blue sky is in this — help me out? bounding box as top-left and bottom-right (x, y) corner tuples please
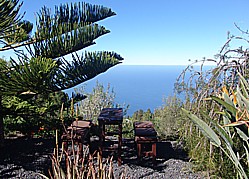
(5, 0), (249, 65)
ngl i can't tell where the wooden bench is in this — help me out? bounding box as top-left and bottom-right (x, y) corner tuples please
(61, 120), (92, 159)
(134, 121), (157, 166)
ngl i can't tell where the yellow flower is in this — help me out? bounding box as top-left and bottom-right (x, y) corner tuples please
(222, 86), (229, 95)
(232, 90), (237, 105)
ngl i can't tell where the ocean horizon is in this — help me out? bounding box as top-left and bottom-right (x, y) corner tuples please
(65, 65), (188, 116)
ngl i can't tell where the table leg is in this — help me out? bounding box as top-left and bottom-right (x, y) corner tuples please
(99, 122), (103, 157)
(99, 122), (105, 157)
(118, 123), (122, 166)
(137, 143), (142, 161)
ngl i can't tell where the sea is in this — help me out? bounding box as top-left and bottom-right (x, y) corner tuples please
(65, 65), (188, 116)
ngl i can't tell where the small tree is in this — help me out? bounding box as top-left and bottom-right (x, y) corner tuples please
(0, 0), (123, 146)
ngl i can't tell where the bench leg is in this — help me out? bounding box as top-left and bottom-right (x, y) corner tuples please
(62, 141), (68, 153)
(152, 143), (156, 166)
(136, 141), (157, 166)
(137, 143), (142, 161)
(79, 142), (83, 160)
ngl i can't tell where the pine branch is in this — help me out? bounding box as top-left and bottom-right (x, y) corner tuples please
(0, 0), (24, 38)
(0, 51), (123, 95)
(53, 51), (123, 90)
(32, 2), (116, 59)
(0, 39), (35, 51)
(33, 23), (110, 59)
(0, 57), (58, 95)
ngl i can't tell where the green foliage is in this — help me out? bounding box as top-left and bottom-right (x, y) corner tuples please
(75, 82), (131, 138)
(0, 0), (124, 143)
(3, 91), (71, 137)
(153, 96), (183, 140)
(75, 82), (126, 134)
(174, 25), (249, 178)
(76, 82), (127, 122)
(0, 1), (124, 95)
(182, 109), (221, 147)
(182, 107), (248, 178)
(128, 96), (183, 140)
(1, 57), (58, 95)
(132, 109), (153, 121)
(0, 0), (23, 39)
(180, 70), (249, 178)
(4, 20), (33, 44)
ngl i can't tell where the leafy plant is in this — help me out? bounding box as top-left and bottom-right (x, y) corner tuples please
(153, 96), (183, 140)
(182, 73), (249, 178)
(174, 24), (249, 177)
(128, 96), (184, 140)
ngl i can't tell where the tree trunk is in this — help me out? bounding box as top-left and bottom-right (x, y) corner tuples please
(0, 96), (4, 147)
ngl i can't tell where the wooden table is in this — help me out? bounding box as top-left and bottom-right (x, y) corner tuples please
(98, 108), (123, 166)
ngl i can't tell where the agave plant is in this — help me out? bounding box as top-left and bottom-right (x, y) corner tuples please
(182, 73), (249, 178)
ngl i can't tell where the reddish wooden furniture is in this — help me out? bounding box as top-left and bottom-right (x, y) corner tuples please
(134, 121), (157, 166)
(61, 120), (92, 158)
(98, 108), (123, 166)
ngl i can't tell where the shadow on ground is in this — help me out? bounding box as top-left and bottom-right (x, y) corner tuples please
(96, 139), (189, 170)
(124, 140), (188, 167)
(0, 137), (54, 178)
(0, 138), (188, 178)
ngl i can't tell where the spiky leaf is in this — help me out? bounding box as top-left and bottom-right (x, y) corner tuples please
(182, 108), (221, 147)
(211, 96), (237, 118)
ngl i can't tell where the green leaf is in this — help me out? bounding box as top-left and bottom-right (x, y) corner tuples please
(224, 144), (247, 178)
(238, 72), (249, 99)
(0, 0), (23, 39)
(53, 51), (123, 91)
(202, 111), (233, 147)
(237, 86), (249, 111)
(182, 108), (221, 147)
(236, 128), (249, 142)
(211, 96), (237, 118)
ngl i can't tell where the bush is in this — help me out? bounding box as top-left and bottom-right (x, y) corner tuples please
(76, 82), (129, 124)
(153, 96), (183, 140)
(127, 96), (183, 141)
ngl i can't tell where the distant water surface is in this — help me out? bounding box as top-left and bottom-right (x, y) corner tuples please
(65, 65), (187, 116)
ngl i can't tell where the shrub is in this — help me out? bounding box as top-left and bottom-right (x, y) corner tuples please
(153, 96), (183, 140)
(76, 82), (129, 124)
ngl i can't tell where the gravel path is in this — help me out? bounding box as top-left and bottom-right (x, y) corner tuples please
(113, 159), (203, 179)
(0, 138), (204, 178)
